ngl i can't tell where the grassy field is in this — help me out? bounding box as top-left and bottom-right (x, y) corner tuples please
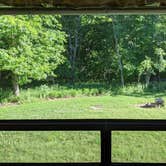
(0, 95), (166, 163)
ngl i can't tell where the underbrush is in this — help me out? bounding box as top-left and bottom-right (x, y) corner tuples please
(0, 82), (165, 104)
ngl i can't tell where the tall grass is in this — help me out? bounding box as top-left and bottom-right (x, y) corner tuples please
(0, 82), (165, 104)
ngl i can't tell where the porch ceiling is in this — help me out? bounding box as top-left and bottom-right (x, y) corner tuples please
(0, 0), (166, 14)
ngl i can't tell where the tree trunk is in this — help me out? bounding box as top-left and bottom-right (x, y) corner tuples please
(11, 74), (20, 96)
(157, 71), (161, 90)
(112, 17), (125, 87)
(68, 33), (76, 85)
(68, 16), (81, 85)
(145, 72), (151, 88)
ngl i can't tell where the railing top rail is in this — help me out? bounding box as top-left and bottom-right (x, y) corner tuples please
(0, 119), (165, 131)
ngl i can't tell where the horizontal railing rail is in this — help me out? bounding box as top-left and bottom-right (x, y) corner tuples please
(0, 119), (165, 166)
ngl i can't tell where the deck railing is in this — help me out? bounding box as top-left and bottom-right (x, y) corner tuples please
(0, 119), (165, 166)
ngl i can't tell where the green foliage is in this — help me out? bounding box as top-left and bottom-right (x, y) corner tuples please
(138, 57), (155, 78)
(0, 15), (65, 85)
(0, 82), (165, 104)
(0, 88), (12, 103)
(0, 15), (166, 96)
(58, 15), (166, 84)
(155, 48), (166, 72)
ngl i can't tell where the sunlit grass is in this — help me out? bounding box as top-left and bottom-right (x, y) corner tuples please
(0, 95), (165, 162)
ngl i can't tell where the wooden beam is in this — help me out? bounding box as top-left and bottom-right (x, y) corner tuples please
(0, 0), (165, 7)
(0, 8), (166, 15)
(0, 0), (166, 14)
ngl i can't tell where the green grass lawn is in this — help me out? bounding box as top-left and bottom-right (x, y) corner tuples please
(0, 95), (166, 163)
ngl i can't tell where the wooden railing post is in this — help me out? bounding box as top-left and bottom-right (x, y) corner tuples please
(101, 130), (112, 166)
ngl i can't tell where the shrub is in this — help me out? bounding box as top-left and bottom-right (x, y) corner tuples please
(37, 85), (51, 99)
(69, 89), (77, 97)
(7, 96), (21, 103)
(48, 91), (58, 99)
(0, 82), (165, 104)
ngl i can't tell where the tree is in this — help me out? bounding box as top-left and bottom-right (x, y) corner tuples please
(76, 16), (115, 83)
(1, 15), (166, 90)
(61, 15), (82, 84)
(112, 16), (125, 87)
(138, 57), (155, 87)
(0, 15), (65, 96)
(155, 48), (166, 86)
(154, 16), (166, 85)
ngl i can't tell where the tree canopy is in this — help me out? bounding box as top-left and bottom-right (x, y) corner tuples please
(0, 15), (166, 96)
(0, 15), (65, 95)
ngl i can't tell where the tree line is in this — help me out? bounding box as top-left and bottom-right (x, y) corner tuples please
(0, 15), (166, 96)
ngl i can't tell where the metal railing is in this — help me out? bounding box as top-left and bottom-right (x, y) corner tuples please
(0, 119), (165, 166)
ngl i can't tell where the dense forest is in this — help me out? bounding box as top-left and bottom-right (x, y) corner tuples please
(0, 15), (166, 96)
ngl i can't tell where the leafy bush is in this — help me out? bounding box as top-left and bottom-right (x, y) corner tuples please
(69, 89), (77, 97)
(0, 82), (165, 104)
(7, 96), (21, 103)
(48, 91), (58, 99)
(0, 88), (13, 103)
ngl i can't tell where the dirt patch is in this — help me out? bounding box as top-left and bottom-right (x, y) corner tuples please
(0, 102), (20, 108)
(90, 105), (103, 110)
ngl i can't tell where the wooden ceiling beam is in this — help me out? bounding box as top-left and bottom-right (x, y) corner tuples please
(0, 0), (166, 14)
